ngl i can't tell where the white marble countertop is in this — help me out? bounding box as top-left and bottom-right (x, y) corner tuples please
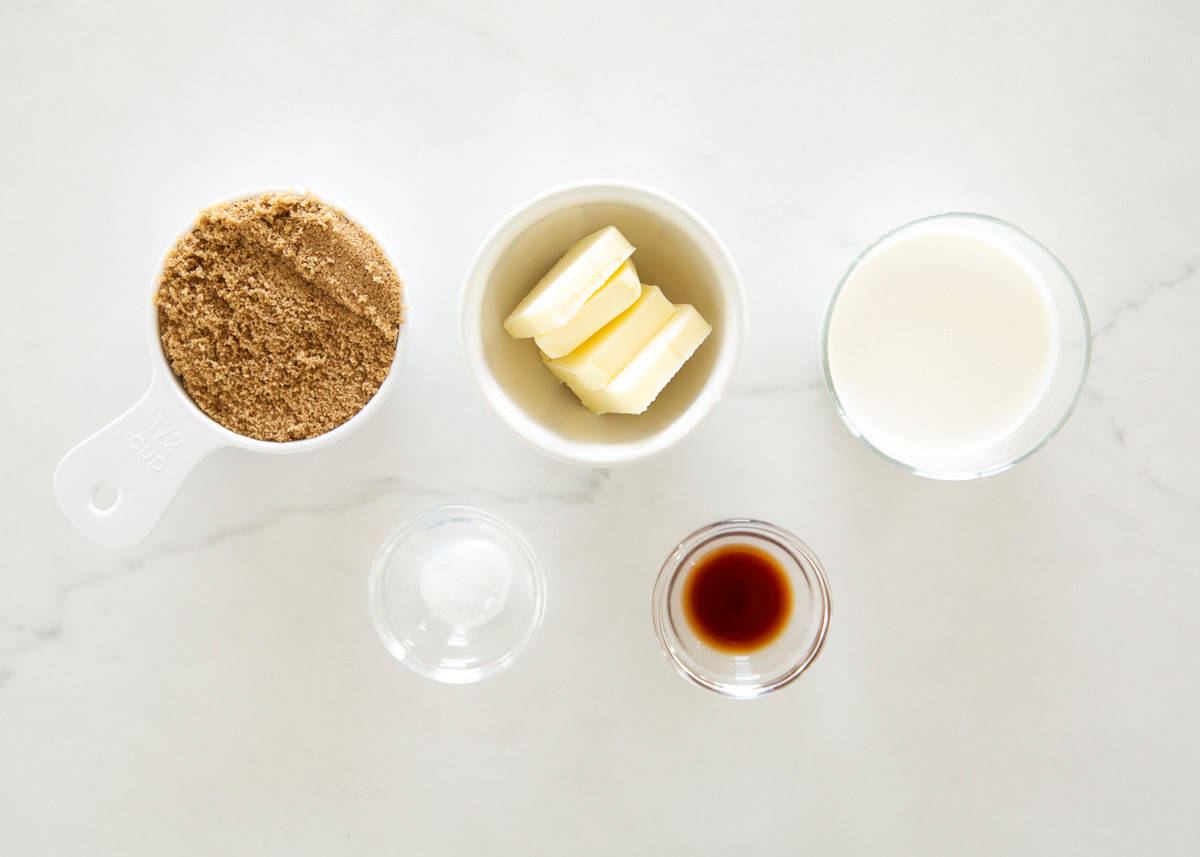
(3, 1), (1198, 854)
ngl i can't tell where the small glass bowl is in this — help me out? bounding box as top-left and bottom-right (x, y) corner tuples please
(368, 506), (546, 684)
(821, 212), (1091, 480)
(652, 519), (831, 699)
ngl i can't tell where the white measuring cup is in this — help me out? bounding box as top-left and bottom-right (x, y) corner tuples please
(53, 191), (408, 549)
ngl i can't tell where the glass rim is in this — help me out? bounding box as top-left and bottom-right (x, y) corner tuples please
(820, 211), (1093, 481)
(652, 518), (831, 699)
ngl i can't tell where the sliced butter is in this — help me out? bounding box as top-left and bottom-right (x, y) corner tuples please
(534, 260), (641, 359)
(503, 226), (634, 339)
(542, 284), (675, 391)
(569, 304), (712, 415)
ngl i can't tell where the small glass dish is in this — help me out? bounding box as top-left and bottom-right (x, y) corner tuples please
(652, 519), (831, 699)
(368, 506), (546, 684)
(821, 212), (1091, 480)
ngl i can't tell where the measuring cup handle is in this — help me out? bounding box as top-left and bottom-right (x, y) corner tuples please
(53, 368), (226, 549)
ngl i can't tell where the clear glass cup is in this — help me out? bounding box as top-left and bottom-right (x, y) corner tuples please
(822, 213), (1091, 480)
(368, 506), (546, 684)
(652, 519), (831, 699)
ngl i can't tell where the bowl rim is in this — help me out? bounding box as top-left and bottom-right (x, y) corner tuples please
(459, 178), (747, 467)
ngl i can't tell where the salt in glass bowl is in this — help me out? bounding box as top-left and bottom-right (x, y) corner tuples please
(368, 506), (546, 684)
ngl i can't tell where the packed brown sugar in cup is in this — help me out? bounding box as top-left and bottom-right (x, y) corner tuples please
(154, 191), (404, 441)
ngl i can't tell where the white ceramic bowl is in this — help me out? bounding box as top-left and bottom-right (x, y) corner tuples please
(460, 180), (747, 467)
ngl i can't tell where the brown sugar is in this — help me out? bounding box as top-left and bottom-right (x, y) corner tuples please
(154, 191), (404, 441)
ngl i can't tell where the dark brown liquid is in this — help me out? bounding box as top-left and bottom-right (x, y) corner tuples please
(683, 544), (792, 653)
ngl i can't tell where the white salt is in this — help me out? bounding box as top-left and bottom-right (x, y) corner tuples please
(418, 538), (511, 628)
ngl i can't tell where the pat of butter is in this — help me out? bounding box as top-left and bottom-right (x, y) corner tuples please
(569, 304), (711, 415)
(503, 226), (634, 339)
(534, 260), (641, 359)
(542, 284), (675, 390)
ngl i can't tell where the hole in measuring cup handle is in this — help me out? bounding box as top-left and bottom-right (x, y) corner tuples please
(91, 483), (120, 513)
